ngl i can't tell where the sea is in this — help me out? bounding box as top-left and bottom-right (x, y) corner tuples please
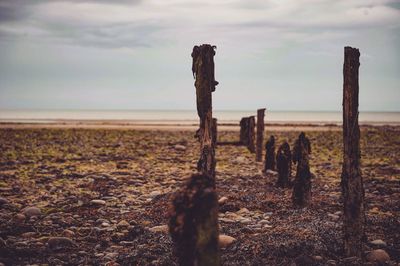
(0, 109), (399, 125)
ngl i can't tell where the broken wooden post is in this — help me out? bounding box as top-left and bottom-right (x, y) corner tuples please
(292, 132), (312, 207)
(239, 116), (255, 153)
(341, 46), (365, 258)
(192, 44), (218, 179)
(256, 108), (266, 162)
(263, 135), (276, 172)
(276, 141), (292, 188)
(169, 173), (220, 266)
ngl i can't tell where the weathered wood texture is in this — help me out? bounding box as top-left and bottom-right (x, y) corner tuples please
(292, 132), (312, 207)
(256, 108), (266, 162)
(239, 116), (256, 153)
(192, 44), (218, 179)
(276, 141), (292, 188)
(212, 118), (217, 149)
(169, 174), (220, 266)
(341, 46), (365, 258)
(264, 135), (276, 171)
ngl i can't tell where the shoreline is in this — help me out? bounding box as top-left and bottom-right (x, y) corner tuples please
(0, 120), (399, 131)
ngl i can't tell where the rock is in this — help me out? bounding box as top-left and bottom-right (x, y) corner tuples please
(15, 213), (26, 222)
(326, 260), (336, 265)
(219, 235), (236, 248)
(327, 213), (339, 220)
(237, 208), (250, 214)
(101, 222), (110, 227)
(91, 199), (106, 206)
(0, 197), (9, 205)
(313, 256), (323, 261)
(22, 207), (41, 217)
(233, 157), (246, 163)
(149, 225), (168, 233)
(117, 220), (130, 229)
(370, 239), (387, 247)
(63, 229), (75, 237)
(218, 196), (228, 205)
(21, 232), (36, 238)
(149, 191), (162, 198)
(47, 237), (74, 250)
(174, 144), (187, 151)
(366, 249), (390, 263)
(265, 169), (278, 176)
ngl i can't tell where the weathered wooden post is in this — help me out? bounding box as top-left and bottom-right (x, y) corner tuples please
(239, 116), (255, 153)
(276, 141), (291, 188)
(256, 108), (266, 162)
(192, 44), (218, 179)
(263, 135), (276, 172)
(341, 46), (365, 258)
(212, 118), (217, 149)
(169, 174), (219, 266)
(292, 132), (312, 207)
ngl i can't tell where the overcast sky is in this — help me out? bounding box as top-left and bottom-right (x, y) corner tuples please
(0, 0), (399, 111)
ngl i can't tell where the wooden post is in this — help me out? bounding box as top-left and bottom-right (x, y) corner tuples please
(212, 118), (217, 149)
(292, 132), (312, 207)
(239, 116), (255, 153)
(276, 141), (291, 188)
(264, 135), (276, 172)
(256, 108), (266, 162)
(169, 174), (220, 266)
(192, 44), (218, 179)
(248, 116), (255, 153)
(341, 46), (365, 258)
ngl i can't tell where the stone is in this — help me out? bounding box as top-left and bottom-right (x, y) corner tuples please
(265, 169), (278, 176)
(0, 197), (9, 205)
(117, 220), (130, 229)
(21, 232), (36, 238)
(22, 207), (41, 217)
(218, 196), (228, 205)
(149, 191), (162, 198)
(47, 237), (75, 250)
(149, 225), (168, 233)
(15, 213), (26, 222)
(366, 249), (390, 263)
(370, 239), (387, 247)
(63, 229), (75, 237)
(174, 144), (187, 151)
(91, 199), (106, 206)
(219, 235), (236, 248)
(313, 256), (323, 261)
(327, 213), (339, 220)
(237, 208), (250, 214)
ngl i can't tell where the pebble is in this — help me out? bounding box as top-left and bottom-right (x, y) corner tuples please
(174, 144), (186, 151)
(370, 239), (387, 247)
(219, 235), (236, 248)
(0, 197), (9, 205)
(327, 213), (339, 220)
(47, 237), (74, 250)
(366, 249), (390, 263)
(265, 169), (278, 176)
(63, 229), (75, 237)
(117, 220), (130, 229)
(313, 255), (323, 261)
(149, 225), (168, 233)
(149, 191), (162, 198)
(15, 213), (26, 222)
(91, 199), (106, 206)
(218, 196), (228, 205)
(22, 207), (41, 217)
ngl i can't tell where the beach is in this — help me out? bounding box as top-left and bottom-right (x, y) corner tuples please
(0, 124), (399, 265)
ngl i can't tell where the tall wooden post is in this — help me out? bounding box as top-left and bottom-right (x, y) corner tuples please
(256, 108), (266, 162)
(248, 116), (255, 153)
(341, 46), (365, 258)
(239, 116), (255, 153)
(192, 44), (218, 180)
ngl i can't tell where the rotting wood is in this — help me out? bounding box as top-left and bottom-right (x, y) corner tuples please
(169, 173), (220, 266)
(292, 132), (312, 207)
(264, 135), (276, 172)
(192, 44), (218, 179)
(256, 108), (266, 162)
(341, 46), (365, 258)
(276, 141), (292, 188)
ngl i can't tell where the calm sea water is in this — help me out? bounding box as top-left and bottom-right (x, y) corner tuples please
(0, 109), (399, 125)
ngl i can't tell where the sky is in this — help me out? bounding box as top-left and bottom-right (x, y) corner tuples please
(0, 0), (399, 111)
